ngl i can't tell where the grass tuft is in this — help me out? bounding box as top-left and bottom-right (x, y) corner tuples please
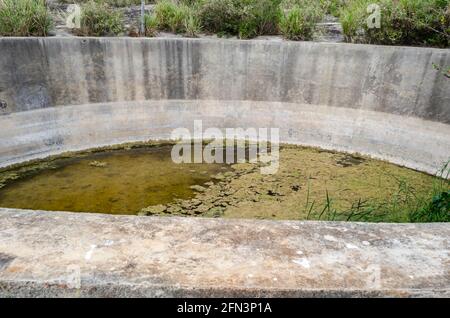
(0, 0), (53, 36)
(279, 0), (324, 41)
(339, 0), (449, 47)
(78, 0), (124, 36)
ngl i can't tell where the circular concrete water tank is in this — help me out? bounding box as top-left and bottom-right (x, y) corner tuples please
(0, 38), (449, 298)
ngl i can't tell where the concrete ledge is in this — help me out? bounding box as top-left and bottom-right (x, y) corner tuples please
(0, 209), (448, 298)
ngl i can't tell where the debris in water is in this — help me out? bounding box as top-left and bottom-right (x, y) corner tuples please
(89, 161), (108, 168)
(190, 185), (206, 192)
(139, 204), (167, 216)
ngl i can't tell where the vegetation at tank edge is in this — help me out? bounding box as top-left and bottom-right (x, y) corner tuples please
(143, 0), (327, 40)
(305, 160), (450, 223)
(142, 0), (449, 47)
(1, 0), (448, 47)
(339, 0), (450, 47)
(408, 161), (450, 222)
(58, 0), (144, 7)
(76, 0), (124, 36)
(0, 0), (53, 36)
(278, 0), (324, 40)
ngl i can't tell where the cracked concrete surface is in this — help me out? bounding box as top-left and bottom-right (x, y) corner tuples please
(0, 209), (448, 297)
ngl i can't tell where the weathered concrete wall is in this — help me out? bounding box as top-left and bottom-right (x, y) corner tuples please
(1, 38), (449, 120)
(0, 209), (448, 297)
(0, 38), (449, 174)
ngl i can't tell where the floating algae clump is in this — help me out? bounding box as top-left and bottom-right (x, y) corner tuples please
(89, 161), (108, 168)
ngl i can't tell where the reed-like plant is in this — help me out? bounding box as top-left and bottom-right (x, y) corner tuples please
(0, 0), (53, 36)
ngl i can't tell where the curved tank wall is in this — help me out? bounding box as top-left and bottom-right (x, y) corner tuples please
(0, 37), (449, 174)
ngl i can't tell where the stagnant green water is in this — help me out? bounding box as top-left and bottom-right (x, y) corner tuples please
(0, 145), (230, 214)
(0, 143), (447, 222)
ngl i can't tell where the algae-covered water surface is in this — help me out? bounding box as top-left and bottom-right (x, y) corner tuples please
(0, 145), (230, 215)
(0, 143), (447, 222)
